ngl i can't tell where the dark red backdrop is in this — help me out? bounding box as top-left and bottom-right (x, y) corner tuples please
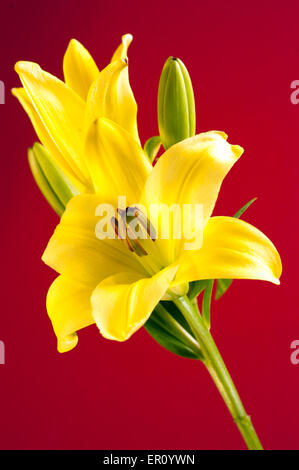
(0, 0), (298, 450)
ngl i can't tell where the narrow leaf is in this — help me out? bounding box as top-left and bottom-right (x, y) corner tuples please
(144, 319), (200, 359)
(233, 197), (257, 219)
(144, 302), (202, 359)
(188, 280), (208, 300)
(215, 279), (233, 300)
(144, 136), (161, 163)
(202, 280), (214, 329)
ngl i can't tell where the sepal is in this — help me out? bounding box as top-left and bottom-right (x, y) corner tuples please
(28, 143), (79, 216)
(145, 302), (202, 359)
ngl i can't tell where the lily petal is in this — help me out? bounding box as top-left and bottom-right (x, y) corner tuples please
(46, 275), (94, 353)
(143, 131), (243, 226)
(85, 59), (127, 131)
(42, 194), (146, 286)
(85, 34), (139, 142)
(14, 61), (92, 190)
(91, 265), (178, 341)
(12, 87), (86, 192)
(84, 118), (151, 204)
(111, 33), (133, 62)
(142, 131), (243, 264)
(63, 39), (100, 100)
(175, 216), (282, 285)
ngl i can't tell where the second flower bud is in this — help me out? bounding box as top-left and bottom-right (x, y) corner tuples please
(158, 56), (196, 150)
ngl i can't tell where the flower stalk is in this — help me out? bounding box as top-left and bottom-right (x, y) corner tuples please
(173, 295), (263, 450)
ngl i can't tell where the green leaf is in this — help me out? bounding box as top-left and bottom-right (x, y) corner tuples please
(144, 136), (161, 163)
(188, 280), (208, 300)
(233, 197), (257, 219)
(202, 280), (214, 329)
(215, 197), (257, 300)
(144, 320), (199, 359)
(144, 302), (202, 359)
(215, 279), (233, 300)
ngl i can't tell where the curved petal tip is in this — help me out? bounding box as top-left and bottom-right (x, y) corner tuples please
(57, 333), (78, 353)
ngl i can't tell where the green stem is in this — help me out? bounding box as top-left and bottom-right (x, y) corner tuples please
(173, 295), (263, 450)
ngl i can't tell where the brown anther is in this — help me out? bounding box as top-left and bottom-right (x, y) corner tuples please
(111, 208), (150, 257)
(126, 224), (148, 256)
(126, 206), (156, 241)
(111, 217), (119, 237)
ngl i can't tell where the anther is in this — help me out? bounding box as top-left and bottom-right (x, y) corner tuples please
(126, 224), (148, 256)
(111, 217), (120, 238)
(111, 209), (150, 257)
(126, 207), (156, 241)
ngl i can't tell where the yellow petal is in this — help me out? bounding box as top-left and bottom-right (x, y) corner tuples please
(14, 61), (92, 190)
(84, 118), (151, 204)
(143, 131), (243, 226)
(46, 275), (94, 353)
(91, 264), (178, 341)
(42, 194), (146, 286)
(85, 34), (139, 142)
(111, 33), (133, 62)
(142, 131), (243, 264)
(63, 39), (100, 100)
(85, 59), (127, 130)
(12, 87), (87, 192)
(175, 216), (282, 285)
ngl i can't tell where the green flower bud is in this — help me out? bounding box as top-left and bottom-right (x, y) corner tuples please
(143, 135), (161, 163)
(158, 56), (196, 150)
(28, 143), (79, 217)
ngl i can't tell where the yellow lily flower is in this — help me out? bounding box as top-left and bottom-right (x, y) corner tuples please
(42, 118), (282, 352)
(12, 34), (139, 193)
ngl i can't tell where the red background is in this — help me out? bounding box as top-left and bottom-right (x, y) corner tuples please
(0, 0), (298, 450)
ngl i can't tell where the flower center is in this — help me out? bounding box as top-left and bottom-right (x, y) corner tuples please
(111, 206), (156, 257)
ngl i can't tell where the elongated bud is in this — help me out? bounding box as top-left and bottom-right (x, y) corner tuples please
(143, 136), (161, 163)
(28, 143), (79, 216)
(158, 57), (196, 150)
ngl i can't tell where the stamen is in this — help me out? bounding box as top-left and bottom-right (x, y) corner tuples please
(125, 238), (135, 253)
(111, 217), (120, 238)
(126, 206), (157, 241)
(116, 209), (127, 240)
(126, 225), (148, 256)
(111, 208), (152, 257)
